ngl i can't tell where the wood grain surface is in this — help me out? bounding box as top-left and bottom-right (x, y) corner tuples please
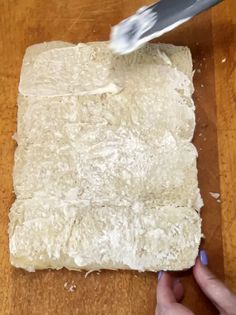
(0, 0), (234, 314)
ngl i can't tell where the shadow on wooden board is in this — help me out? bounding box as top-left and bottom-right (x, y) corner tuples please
(0, 0), (223, 314)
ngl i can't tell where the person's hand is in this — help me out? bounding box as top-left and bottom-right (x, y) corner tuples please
(156, 270), (192, 315)
(155, 250), (236, 315)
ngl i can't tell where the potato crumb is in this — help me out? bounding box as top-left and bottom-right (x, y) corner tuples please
(64, 281), (77, 292)
(209, 192), (220, 200)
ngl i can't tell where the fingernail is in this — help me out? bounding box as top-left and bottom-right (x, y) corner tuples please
(157, 271), (164, 281)
(200, 250), (208, 266)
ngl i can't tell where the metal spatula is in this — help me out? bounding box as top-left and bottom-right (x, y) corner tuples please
(110, 0), (223, 54)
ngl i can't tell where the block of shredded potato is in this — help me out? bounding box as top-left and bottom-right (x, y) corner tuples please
(9, 41), (203, 272)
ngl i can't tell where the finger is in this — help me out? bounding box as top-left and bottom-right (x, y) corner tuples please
(157, 273), (184, 302)
(155, 303), (195, 315)
(156, 272), (193, 315)
(157, 272), (176, 305)
(193, 255), (236, 314)
(173, 279), (184, 302)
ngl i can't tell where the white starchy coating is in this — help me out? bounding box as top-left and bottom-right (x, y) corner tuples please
(9, 197), (201, 271)
(110, 4), (191, 55)
(9, 41), (203, 272)
(110, 6), (158, 54)
(19, 43), (122, 96)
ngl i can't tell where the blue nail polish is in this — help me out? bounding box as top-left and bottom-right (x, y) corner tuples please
(200, 250), (208, 266)
(158, 271), (163, 281)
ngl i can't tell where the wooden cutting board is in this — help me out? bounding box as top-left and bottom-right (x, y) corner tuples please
(1, 0), (234, 314)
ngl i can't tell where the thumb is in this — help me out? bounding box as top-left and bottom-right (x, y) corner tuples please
(156, 272), (194, 315)
(193, 251), (236, 315)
